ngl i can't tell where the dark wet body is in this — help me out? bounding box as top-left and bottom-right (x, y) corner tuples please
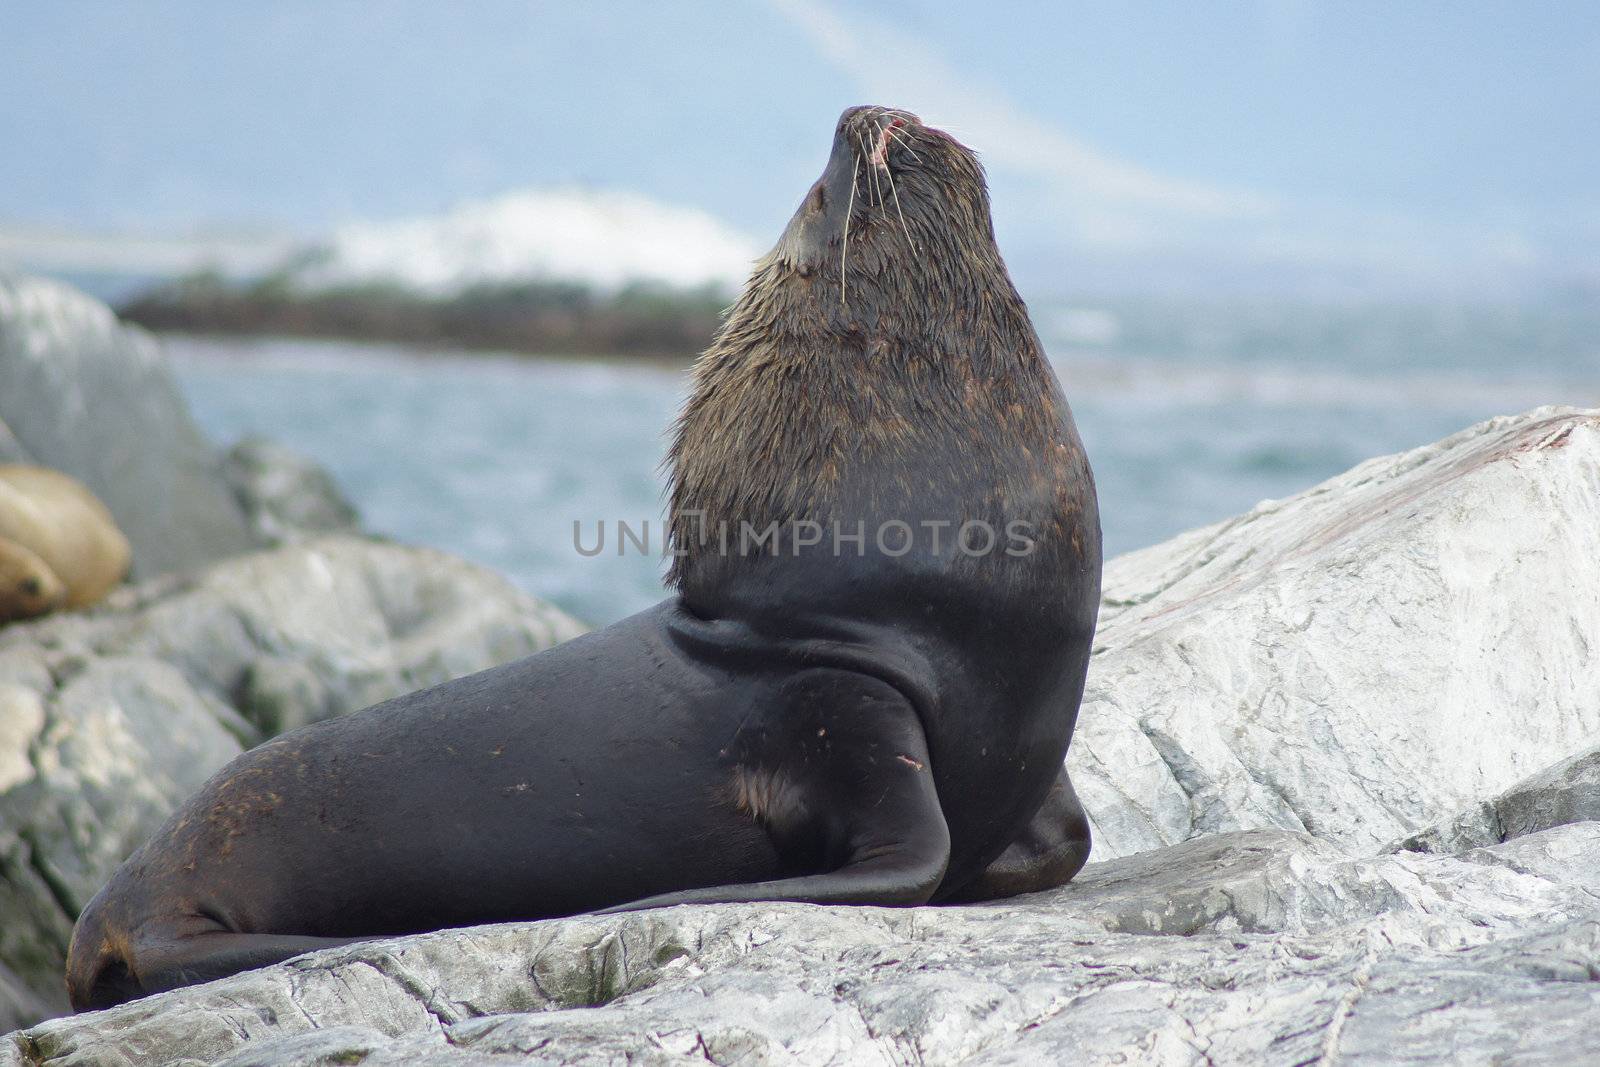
(67, 105), (1101, 1009)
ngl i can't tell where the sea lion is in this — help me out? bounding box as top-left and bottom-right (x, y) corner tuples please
(66, 105), (1101, 1011)
(0, 465), (130, 624)
(0, 536), (67, 621)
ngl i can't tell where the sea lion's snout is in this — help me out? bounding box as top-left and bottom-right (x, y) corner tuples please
(830, 106), (926, 184)
(775, 105), (931, 279)
(839, 106), (924, 178)
(837, 105), (920, 137)
(0, 541), (66, 622)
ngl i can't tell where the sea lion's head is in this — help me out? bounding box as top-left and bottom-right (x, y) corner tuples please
(767, 105), (1006, 316)
(0, 538), (66, 623)
(669, 105), (1063, 594)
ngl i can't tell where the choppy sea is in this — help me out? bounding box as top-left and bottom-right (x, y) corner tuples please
(169, 298), (1600, 627)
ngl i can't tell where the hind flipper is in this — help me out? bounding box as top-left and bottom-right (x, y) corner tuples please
(936, 766), (1090, 902)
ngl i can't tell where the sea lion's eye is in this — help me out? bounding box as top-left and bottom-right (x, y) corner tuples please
(20, 578), (41, 597)
(808, 184), (827, 213)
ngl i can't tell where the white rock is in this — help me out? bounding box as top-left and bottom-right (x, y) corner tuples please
(0, 686), (43, 793)
(1074, 407), (1600, 858)
(12, 826), (1600, 1066)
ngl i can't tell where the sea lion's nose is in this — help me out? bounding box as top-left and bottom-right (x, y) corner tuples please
(838, 105), (921, 139)
(838, 105), (877, 132)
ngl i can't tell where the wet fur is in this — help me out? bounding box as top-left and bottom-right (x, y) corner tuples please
(66, 106), (1101, 1012)
(669, 108), (1076, 589)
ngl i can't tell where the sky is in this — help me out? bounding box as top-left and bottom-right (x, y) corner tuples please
(1, 1), (1595, 300)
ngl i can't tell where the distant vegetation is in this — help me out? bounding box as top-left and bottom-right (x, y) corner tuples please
(118, 269), (731, 362)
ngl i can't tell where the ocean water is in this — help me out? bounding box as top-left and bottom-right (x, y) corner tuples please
(170, 299), (1600, 627)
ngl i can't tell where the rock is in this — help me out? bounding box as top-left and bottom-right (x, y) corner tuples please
(0, 273), (256, 577)
(1073, 407), (1600, 859)
(1049, 827), (1600, 941)
(9, 407), (1600, 1060)
(0, 537), (585, 1025)
(0, 418), (29, 466)
(220, 436), (361, 546)
(1394, 743), (1600, 855)
(10, 825), (1600, 1065)
(0, 964), (51, 1041)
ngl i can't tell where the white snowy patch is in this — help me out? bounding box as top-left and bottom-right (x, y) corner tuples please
(296, 187), (763, 295)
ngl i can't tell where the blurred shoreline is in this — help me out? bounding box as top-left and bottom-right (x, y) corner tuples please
(118, 272), (730, 363)
(168, 321), (1598, 627)
(113, 265), (1600, 376)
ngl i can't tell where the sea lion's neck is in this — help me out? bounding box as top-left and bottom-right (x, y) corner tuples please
(665, 258), (1064, 588)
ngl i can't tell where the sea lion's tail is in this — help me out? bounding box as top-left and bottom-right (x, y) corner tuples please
(64, 894), (141, 1012)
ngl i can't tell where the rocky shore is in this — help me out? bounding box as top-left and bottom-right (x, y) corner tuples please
(3, 273), (1598, 1064)
(0, 274), (585, 1032)
(117, 274), (726, 363)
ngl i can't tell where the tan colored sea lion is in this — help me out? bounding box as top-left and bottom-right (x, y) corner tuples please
(0, 465), (131, 623)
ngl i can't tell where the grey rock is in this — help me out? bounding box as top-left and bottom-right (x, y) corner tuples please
(1396, 744), (1600, 855)
(214, 1027), (397, 1067)
(0, 273), (256, 577)
(0, 962), (52, 1038)
(2, 536), (584, 739)
(10, 407), (1600, 1060)
(0, 417), (30, 465)
(12, 826), (1600, 1066)
(1050, 827), (1600, 942)
(0, 537), (585, 1027)
(1074, 407), (1600, 859)
(1458, 821), (1600, 895)
(0, 657), (245, 1025)
(221, 436), (361, 546)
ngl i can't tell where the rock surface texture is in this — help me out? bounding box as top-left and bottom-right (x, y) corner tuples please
(1072, 406), (1600, 859)
(3, 409), (1597, 1063)
(220, 436), (362, 547)
(7, 824), (1600, 1066)
(0, 538), (585, 1023)
(1396, 742), (1600, 856)
(0, 419), (29, 467)
(0, 273), (257, 577)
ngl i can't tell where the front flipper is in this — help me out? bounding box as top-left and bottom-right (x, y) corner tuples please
(599, 669), (950, 912)
(936, 766), (1091, 903)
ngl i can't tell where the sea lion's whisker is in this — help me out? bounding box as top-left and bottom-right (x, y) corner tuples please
(865, 118), (916, 250)
(868, 122), (890, 170)
(882, 151), (917, 252)
(857, 131), (882, 208)
(841, 155), (858, 307)
(885, 126), (923, 164)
